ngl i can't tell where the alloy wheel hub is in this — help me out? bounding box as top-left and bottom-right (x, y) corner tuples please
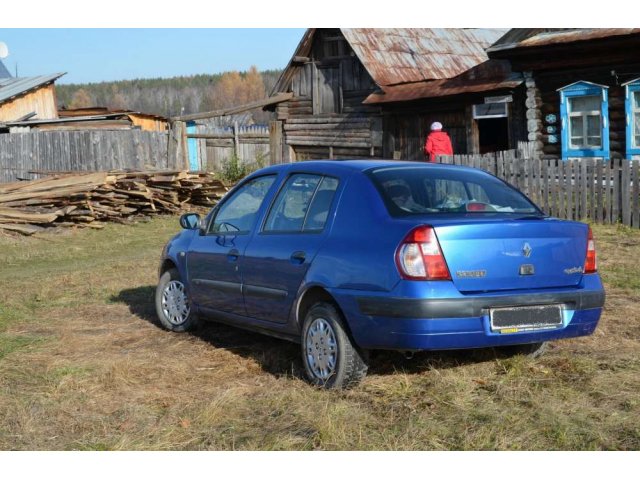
(306, 318), (337, 380)
(161, 280), (190, 325)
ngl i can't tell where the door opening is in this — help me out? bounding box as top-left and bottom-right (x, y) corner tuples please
(477, 118), (509, 154)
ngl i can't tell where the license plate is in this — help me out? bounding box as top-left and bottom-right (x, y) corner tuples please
(490, 304), (563, 333)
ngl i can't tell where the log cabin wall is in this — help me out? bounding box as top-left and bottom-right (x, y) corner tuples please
(380, 85), (527, 160)
(488, 31), (640, 160)
(383, 108), (467, 160)
(527, 65), (640, 160)
(275, 29), (383, 160)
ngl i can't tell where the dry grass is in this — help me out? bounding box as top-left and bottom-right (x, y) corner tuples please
(0, 218), (639, 450)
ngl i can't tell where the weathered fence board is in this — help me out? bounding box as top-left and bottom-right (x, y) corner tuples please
(190, 124), (270, 173)
(0, 130), (170, 183)
(596, 160), (603, 223)
(633, 160), (640, 228)
(622, 158), (631, 226)
(437, 149), (640, 228)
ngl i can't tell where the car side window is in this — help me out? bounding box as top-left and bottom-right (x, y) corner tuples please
(264, 174), (339, 233)
(209, 175), (276, 234)
(303, 176), (339, 232)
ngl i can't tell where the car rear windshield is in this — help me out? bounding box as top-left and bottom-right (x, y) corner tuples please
(368, 166), (542, 217)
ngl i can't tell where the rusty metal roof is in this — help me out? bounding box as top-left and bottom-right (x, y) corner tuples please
(270, 28), (507, 95)
(2, 113), (130, 127)
(59, 107), (169, 122)
(363, 59), (523, 104)
(0, 73), (65, 106)
(488, 28), (640, 53)
(341, 28), (507, 86)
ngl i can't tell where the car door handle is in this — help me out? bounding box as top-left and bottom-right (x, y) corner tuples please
(227, 249), (240, 262)
(290, 251), (306, 264)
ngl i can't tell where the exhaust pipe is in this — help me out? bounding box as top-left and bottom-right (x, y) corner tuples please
(403, 351), (415, 360)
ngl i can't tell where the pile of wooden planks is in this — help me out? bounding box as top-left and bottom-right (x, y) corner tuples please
(0, 170), (229, 235)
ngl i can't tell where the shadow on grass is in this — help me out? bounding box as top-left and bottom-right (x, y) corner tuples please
(111, 286), (301, 378)
(111, 286), (521, 381)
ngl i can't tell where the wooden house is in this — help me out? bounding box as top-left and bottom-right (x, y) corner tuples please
(0, 73), (64, 123)
(487, 29), (640, 160)
(268, 28), (526, 161)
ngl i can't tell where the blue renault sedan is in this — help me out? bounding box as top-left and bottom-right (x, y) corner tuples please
(155, 161), (605, 388)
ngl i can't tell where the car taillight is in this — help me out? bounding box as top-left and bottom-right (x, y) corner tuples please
(584, 227), (597, 274)
(396, 226), (451, 280)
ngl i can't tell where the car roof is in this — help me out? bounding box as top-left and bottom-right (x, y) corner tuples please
(252, 160), (481, 177)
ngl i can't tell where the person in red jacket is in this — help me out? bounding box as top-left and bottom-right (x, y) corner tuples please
(424, 121), (453, 162)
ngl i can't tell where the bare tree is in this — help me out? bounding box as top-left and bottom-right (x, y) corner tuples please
(68, 88), (93, 108)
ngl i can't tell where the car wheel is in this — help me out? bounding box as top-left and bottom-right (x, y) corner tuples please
(500, 341), (548, 359)
(301, 302), (368, 389)
(155, 268), (198, 332)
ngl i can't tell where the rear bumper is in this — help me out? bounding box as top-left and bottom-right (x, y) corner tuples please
(330, 276), (605, 351)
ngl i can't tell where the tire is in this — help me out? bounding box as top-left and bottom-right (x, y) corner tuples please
(301, 302), (368, 389)
(500, 341), (548, 359)
(155, 268), (199, 332)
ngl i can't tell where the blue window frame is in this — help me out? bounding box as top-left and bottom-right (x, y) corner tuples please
(624, 78), (640, 159)
(558, 81), (610, 160)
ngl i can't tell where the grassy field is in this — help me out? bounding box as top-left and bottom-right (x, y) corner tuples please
(0, 217), (639, 450)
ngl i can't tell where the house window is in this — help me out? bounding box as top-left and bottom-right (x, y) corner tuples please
(568, 96), (601, 149)
(558, 81), (609, 159)
(624, 78), (640, 159)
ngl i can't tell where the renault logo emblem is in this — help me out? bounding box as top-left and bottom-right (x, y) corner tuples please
(522, 242), (532, 258)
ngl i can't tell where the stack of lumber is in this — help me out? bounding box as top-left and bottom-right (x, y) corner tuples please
(0, 170), (229, 235)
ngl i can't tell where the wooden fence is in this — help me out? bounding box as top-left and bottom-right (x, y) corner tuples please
(0, 130), (171, 183)
(188, 123), (270, 172)
(438, 149), (640, 228)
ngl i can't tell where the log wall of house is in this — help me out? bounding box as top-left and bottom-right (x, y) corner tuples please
(383, 109), (466, 160)
(276, 29), (383, 160)
(530, 65), (640, 160)
(381, 85), (527, 160)
(492, 33), (640, 160)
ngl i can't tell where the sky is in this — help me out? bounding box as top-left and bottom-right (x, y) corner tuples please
(0, 0), (621, 85)
(0, 29), (307, 84)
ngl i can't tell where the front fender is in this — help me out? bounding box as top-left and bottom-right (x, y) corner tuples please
(159, 229), (198, 282)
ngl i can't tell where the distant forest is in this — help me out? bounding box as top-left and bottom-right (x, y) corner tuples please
(55, 67), (282, 124)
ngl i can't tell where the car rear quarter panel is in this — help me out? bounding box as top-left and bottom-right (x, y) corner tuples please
(302, 172), (406, 294)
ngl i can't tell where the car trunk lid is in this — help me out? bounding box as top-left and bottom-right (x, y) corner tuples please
(429, 217), (588, 293)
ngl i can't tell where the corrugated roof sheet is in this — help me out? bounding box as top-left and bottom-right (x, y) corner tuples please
(59, 107), (169, 122)
(3, 113), (129, 127)
(363, 59), (523, 104)
(488, 28), (640, 53)
(342, 28), (508, 86)
(0, 73), (65, 105)
(270, 28), (507, 95)
(0, 59), (11, 79)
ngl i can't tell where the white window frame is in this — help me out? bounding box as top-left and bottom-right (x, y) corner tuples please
(472, 103), (508, 119)
(568, 95), (602, 149)
(632, 90), (640, 148)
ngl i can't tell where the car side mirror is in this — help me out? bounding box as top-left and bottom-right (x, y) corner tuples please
(179, 213), (201, 230)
